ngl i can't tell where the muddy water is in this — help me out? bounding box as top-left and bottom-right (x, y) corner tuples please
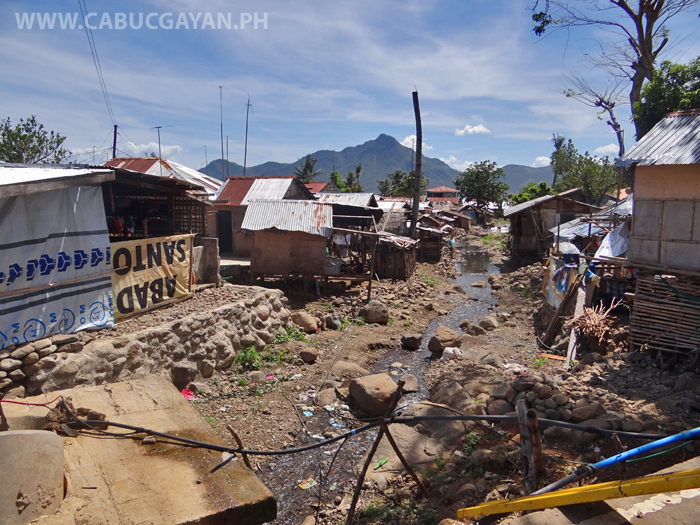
(258, 241), (498, 523)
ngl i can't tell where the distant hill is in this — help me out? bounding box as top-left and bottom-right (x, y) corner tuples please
(199, 134), (554, 194)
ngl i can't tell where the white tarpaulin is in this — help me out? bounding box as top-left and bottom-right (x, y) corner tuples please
(595, 223), (629, 259)
(0, 185), (113, 349)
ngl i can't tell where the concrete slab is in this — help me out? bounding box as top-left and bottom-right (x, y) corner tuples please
(3, 376), (276, 525)
(220, 255), (251, 267)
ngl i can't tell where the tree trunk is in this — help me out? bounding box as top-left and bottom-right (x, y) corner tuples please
(410, 91), (422, 239)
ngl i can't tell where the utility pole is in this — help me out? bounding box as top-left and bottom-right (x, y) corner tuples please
(226, 136), (229, 178)
(112, 124), (117, 159)
(92, 146), (95, 164)
(155, 126), (163, 177)
(243, 96), (252, 177)
(220, 86), (225, 180)
(409, 90), (422, 239)
(204, 146), (209, 177)
(411, 138), (415, 172)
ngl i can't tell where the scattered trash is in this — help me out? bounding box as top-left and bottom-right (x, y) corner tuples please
(310, 434), (325, 441)
(141, 435), (157, 445)
(504, 363), (527, 373)
(453, 450), (464, 458)
(388, 371), (398, 375)
(221, 451), (237, 463)
(390, 362), (403, 368)
(329, 482), (337, 491)
(440, 347), (464, 361)
(266, 375), (277, 381)
(299, 478), (317, 490)
(373, 458), (388, 470)
(291, 373), (303, 380)
(303, 411), (313, 417)
(180, 388), (196, 400)
(329, 420), (343, 429)
(340, 404), (350, 411)
(219, 407), (227, 412)
(323, 405), (335, 412)
(307, 392), (317, 399)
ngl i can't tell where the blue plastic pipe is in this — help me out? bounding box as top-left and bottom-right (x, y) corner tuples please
(532, 425), (700, 495)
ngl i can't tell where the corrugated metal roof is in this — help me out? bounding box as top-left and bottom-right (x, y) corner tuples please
(104, 157), (221, 195)
(314, 193), (377, 207)
(241, 177), (296, 205)
(0, 164), (113, 187)
(241, 199), (333, 237)
(215, 177), (257, 205)
(549, 194), (633, 239)
(617, 113), (700, 167)
(504, 188), (583, 217)
(427, 186), (459, 192)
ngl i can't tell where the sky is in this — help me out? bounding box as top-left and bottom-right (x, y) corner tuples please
(1, 0), (699, 174)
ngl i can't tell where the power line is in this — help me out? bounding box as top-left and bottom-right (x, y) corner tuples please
(77, 0), (116, 126)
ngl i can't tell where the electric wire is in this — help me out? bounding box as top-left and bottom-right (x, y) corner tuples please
(77, 0), (116, 126)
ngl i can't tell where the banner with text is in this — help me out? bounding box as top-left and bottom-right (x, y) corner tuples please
(0, 185), (113, 350)
(111, 234), (193, 322)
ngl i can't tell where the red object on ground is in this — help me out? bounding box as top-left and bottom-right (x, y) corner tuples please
(180, 388), (195, 400)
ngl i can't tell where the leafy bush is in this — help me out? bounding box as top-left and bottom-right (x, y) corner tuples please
(234, 347), (262, 370)
(273, 325), (307, 344)
(462, 431), (482, 456)
(418, 270), (438, 288)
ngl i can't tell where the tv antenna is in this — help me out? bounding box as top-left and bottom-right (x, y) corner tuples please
(243, 96), (252, 177)
(150, 125), (173, 176)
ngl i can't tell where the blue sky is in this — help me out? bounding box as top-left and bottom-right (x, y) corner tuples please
(1, 0), (698, 173)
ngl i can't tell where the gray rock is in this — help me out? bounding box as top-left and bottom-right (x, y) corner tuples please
(428, 325), (461, 353)
(316, 388), (337, 406)
(291, 312), (318, 334)
(471, 281), (487, 288)
(0, 359), (23, 371)
(22, 352), (39, 366)
(188, 382), (212, 395)
(247, 371), (267, 383)
(330, 361), (369, 379)
(570, 402), (607, 423)
(324, 314), (341, 330)
(51, 335), (79, 346)
(487, 399), (514, 415)
(8, 369), (25, 382)
(57, 342), (84, 353)
(467, 325), (487, 336)
(400, 374), (419, 393)
(10, 345), (36, 361)
(37, 345), (57, 358)
(479, 316), (499, 330)
(199, 360), (216, 378)
(171, 362), (198, 388)
(400, 334), (422, 350)
(489, 383), (515, 403)
(359, 304), (389, 325)
(470, 449), (492, 467)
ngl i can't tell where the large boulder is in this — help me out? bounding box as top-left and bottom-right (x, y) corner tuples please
(291, 312), (318, 334)
(461, 344), (504, 368)
(300, 346), (318, 364)
(349, 374), (399, 416)
(401, 334), (422, 351)
(324, 314), (341, 331)
(570, 402), (607, 423)
(478, 316), (499, 330)
(428, 326), (461, 353)
(359, 304), (389, 325)
(331, 361), (369, 379)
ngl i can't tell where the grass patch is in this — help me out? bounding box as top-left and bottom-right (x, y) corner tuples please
(533, 356), (549, 369)
(237, 378), (247, 386)
(418, 270), (439, 288)
(262, 346), (290, 365)
(462, 431), (482, 456)
(234, 347), (263, 371)
(272, 325), (307, 344)
(204, 416), (219, 425)
(520, 284), (535, 299)
(362, 500), (392, 519)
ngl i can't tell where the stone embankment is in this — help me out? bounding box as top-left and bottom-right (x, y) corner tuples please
(0, 286), (290, 397)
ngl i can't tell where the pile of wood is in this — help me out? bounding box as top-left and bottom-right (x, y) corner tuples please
(630, 273), (700, 357)
(573, 301), (619, 343)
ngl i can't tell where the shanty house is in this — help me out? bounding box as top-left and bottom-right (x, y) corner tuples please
(241, 200), (333, 280)
(213, 177), (315, 256)
(617, 110), (700, 271)
(504, 188), (600, 257)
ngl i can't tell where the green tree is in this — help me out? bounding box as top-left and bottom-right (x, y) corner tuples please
(551, 137), (619, 206)
(344, 164), (365, 193)
(531, 0), (700, 137)
(329, 170), (346, 191)
(632, 56), (700, 139)
(376, 168), (427, 197)
(454, 160), (508, 209)
(508, 181), (553, 204)
(0, 115), (70, 164)
(293, 154), (324, 183)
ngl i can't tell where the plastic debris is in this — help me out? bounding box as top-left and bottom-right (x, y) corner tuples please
(219, 407), (227, 412)
(299, 478), (317, 490)
(440, 347), (463, 361)
(310, 434), (325, 440)
(373, 458), (388, 470)
(266, 375), (276, 381)
(180, 388), (196, 400)
(340, 405), (350, 411)
(504, 363), (527, 373)
(453, 450), (464, 458)
(329, 420), (343, 429)
(323, 405), (335, 412)
(329, 482), (337, 491)
(221, 451), (237, 463)
(307, 392), (317, 399)
(291, 373), (303, 380)
(303, 411), (313, 417)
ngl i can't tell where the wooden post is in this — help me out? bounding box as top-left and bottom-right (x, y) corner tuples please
(527, 409), (544, 477)
(409, 90), (422, 239)
(517, 399), (537, 495)
(367, 236), (377, 302)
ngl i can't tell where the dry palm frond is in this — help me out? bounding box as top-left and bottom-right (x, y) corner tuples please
(573, 299), (622, 342)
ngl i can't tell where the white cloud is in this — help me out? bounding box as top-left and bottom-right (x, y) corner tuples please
(455, 124), (491, 136)
(594, 143), (619, 156)
(122, 141), (185, 158)
(532, 156), (550, 167)
(440, 155), (473, 172)
(400, 135), (433, 151)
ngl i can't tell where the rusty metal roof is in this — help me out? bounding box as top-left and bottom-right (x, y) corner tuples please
(241, 199), (333, 237)
(426, 186), (459, 193)
(215, 177), (257, 205)
(617, 112), (700, 167)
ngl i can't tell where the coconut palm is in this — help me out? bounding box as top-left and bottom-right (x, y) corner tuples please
(294, 154), (324, 183)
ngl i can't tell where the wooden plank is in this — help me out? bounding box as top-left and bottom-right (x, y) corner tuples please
(517, 399), (537, 495)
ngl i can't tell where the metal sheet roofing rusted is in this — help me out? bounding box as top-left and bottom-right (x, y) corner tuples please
(214, 177), (257, 205)
(503, 188), (587, 217)
(617, 112), (700, 167)
(241, 199), (333, 237)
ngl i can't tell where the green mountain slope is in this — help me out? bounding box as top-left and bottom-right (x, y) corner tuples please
(199, 134), (553, 194)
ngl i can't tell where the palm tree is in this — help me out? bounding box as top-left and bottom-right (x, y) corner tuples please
(344, 164), (364, 193)
(294, 154), (324, 183)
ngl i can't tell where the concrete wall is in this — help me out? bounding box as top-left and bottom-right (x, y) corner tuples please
(0, 287), (290, 397)
(231, 207), (253, 257)
(630, 165), (700, 270)
(194, 237), (221, 285)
